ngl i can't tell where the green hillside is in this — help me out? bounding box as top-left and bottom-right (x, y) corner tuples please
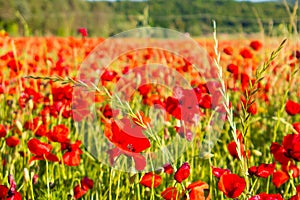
(0, 0), (298, 36)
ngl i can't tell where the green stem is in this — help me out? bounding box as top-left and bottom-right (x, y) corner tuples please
(45, 157), (50, 199)
(109, 168), (113, 200)
(273, 67), (298, 141)
(137, 174), (141, 200)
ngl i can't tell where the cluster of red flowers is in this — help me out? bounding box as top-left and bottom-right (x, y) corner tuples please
(139, 162), (210, 200)
(0, 30), (299, 199)
(0, 175), (22, 200)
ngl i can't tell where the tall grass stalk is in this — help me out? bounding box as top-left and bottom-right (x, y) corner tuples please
(273, 66), (299, 141)
(282, 0), (298, 35)
(213, 20), (287, 197)
(213, 20), (248, 193)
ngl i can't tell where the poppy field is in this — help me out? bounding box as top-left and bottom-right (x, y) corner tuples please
(0, 27), (299, 200)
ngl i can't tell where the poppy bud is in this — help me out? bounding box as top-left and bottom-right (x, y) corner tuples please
(15, 120), (23, 133)
(32, 174), (38, 185)
(24, 168), (30, 182)
(174, 162), (190, 183)
(28, 99), (34, 110)
(163, 163), (174, 174)
(140, 172), (162, 188)
(212, 166), (231, 178)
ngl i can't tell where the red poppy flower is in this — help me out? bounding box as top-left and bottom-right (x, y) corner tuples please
(241, 73), (250, 90)
(248, 102), (258, 115)
(40, 107), (50, 124)
(62, 140), (83, 166)
(48, 102), (64, 118)
(72, 94), (92, 122)
(18, 87), (43, 108)
(101, 104), (114, 119)
(285, 100), (300, 116)
(282, 133), (300, 161)
(24, 117), (47, 137)
(227, 132), (246, 159)
(28, 153), (59, 164)
(81, 177), (94, 191)
(211, 166), (231, 178)
(218, 173), (246, 198)
(0, 85), (4, 94)
(198, 94), (212, 109)
(140, 172), (162, 188)
(240, 48), (253, 59)
(165, 96), (181, 119)
(161, 187), (179, 200)
(248, 163), (275, 178)
(295, 50), (300, 59)
(293, 122), (300, 133)
(131, 153), (147, 171)
(7, 59), (22, 72)
(186, 180), (210, 200)
(163, 163), (174, 174)
(0, 124), (7, 138)
(227, 64), (238, 76)
(241, 97), (258, 115)
(51, 85), (72, 102)
(28, 138), (52, 156)
(74, 185), (86, 199)
(8, 190), (22, 200)
(0, 51), (13, 60)
(77, 28), (88, 37)
(108, 118), (150, 153)
(165, 87), (200, 123)
(101, 70), (118, 82)
(250, 40), (263, 51)
(290, 185), (300, 200)
(138, 84), (153, 96)
(270, 142), (290, 165)
(194, 84), (209, 94)
(24, 117), (40, 131)
(272, 170), (289, 188)
(107, 147), (147, 171)
(35, 124), (47, 137)
(223, 46), (233, 55)
(74, 177), (93, 199)
(27, 138), (59, 163)
(0, 175), (22, 200)
(249, 193), (283, 200)
(0, 185), (9, 199)
(281, 161), (300, 178)
(122, 66), (130, 74)
(227, 140), (240, 159)
(48, 124), (69, 143)
(174, 162), (190, 183)
(5, 136), (20, 147)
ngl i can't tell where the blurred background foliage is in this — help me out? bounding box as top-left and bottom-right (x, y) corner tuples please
(0, 0), (299, 37)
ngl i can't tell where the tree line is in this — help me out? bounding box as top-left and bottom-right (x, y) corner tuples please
(0, 0), (298, 37)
